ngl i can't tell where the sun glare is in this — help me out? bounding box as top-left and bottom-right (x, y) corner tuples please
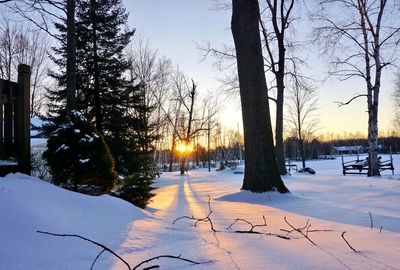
(178, 142), (192, 154)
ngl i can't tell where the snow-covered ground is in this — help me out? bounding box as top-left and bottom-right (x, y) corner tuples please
(1, 156), (400, 269)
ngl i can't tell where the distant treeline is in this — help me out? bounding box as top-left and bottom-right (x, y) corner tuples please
(285, 136), (400, 161)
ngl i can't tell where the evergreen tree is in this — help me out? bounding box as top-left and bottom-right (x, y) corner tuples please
(44, 0), (157, 206)
(43, 111), (118, 192)
(118, 84), (159, 207)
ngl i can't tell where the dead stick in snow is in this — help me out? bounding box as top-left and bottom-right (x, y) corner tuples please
(368, 211), (373, 229)
(173, 195), (216, 232)
(341, 231), (358, 252)
(38, 231), (206, 270)
(91, 249), (106, 270)
(226, 215), (290, 239)
(226, 215), (267, 233)
(283, 217), (317, 246)
(132, 255), (202, 270)
(37, 230), (132, 270)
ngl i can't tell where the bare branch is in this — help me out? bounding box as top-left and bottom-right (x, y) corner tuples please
(38, 230), (207, 270)
(37, 230), (132, 270)
(334, 94), (368, 107)
(368, 211), (373, 229)
(173, 195), (216, 232)
(91, 250), (106, 270)
(132, 255), (203, 270)
(341, 231), (358, 252)
(283, 217), (317, 245)
(226, 215), (267, 233)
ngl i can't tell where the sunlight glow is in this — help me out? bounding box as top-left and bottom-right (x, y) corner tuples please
(177, 141), (192, 154)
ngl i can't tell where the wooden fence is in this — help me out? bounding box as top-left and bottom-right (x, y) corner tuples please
(0, 64), (31, 176)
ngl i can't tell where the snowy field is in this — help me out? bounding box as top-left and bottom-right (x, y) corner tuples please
(1, 155), (400, 270)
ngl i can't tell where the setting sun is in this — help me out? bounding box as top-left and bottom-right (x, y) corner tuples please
(177, 142), (192, 154)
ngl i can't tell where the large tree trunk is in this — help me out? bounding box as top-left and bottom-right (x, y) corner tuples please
(359, 0), (381, 176)
(231, 0), (289, 193)
(367, 103), (379, 176)
(90, 0), (102, 133)
(65, 0), (76, 114)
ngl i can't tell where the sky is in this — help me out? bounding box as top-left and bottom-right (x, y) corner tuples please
(124, 1), (397, 137)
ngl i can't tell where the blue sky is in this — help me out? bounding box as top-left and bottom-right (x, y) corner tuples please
(123, 0), (397, 136)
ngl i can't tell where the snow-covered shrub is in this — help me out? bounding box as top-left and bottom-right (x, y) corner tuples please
(117, 173), (156, 208)
(43, 111), (118, 192)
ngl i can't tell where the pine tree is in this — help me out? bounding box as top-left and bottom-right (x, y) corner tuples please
(43, 111), (118, 192)
(118, 84), (159, 207)
(45, 0), (157, 206)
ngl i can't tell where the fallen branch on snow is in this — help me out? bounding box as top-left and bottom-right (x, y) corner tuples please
(226, 215), (290, 240)
(37, 230), (131, 270)
(281, 217), (333, 246)
(227, 215), (267, 233)
(37, 230), (204, 270)
(341, 231), (358, 252)
(132, 255), (203, 270)
(368, 211), (373, 229)
(173, 195), (216, 232)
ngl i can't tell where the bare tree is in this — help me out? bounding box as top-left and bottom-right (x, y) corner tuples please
(286, 69), (319, 169)
(0, 17), (20, 80)
(15, 29), (49, 117)
(201, 0), (302, 175)
(173, 74), (217, 174)
(393, 72), (400, 129)
(0, 16), (49, 116)
(126, 37), (176, 172)
(7, 0), (76, 114)
(231, 0), (289, 193)
(313, 0), (400, 176)
(258, 0), (296, 175)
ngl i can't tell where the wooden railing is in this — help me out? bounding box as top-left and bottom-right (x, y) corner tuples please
(0, 64), (31, 175)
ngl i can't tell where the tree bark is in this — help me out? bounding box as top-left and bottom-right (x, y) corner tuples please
(90, 0), (102, 133)
(275, 77), (287, 174)
(65, 0), (76, 114)
(231, 0), (289, 193)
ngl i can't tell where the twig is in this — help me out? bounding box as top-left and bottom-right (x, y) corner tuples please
(38, 231), (207, 270)
(368, 211), (373, 229)
(142, 266), (160, 270)
(37, 230), (131, 270)
(334, 94), (367, 107)
(283, 217), (317, 246)
(91, 249), (106, 270)
(132, 255), (202, 270)
(173, 195), (216, 232)
(341, 231), (358, 252)
(226, 215), (267, 233)
(225, 215), (290, 239)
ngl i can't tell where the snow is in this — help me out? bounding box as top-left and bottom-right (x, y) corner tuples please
(79, 158), (90, 163)
(80, 134), (96, 143)
(55, 144), (69, 152)
(0, 173), (147, 270)
(1, 156), (400, 269)
(0, 160), (17, 165)
(30, 117), (44, 137)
